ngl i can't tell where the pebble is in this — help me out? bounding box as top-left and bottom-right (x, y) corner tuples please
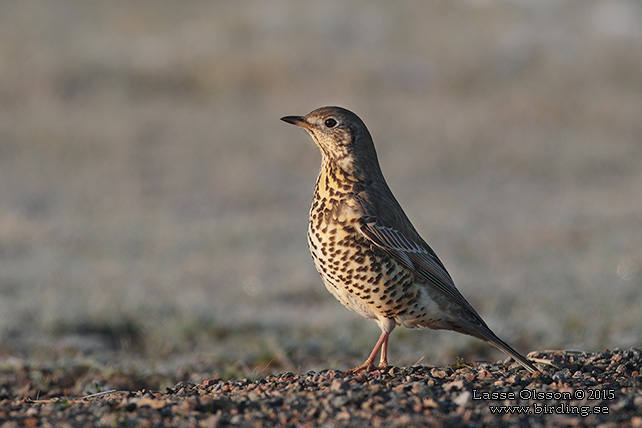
(1, 348), (641, 427)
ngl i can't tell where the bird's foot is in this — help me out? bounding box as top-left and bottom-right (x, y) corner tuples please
(346, 359), (391, 375)
(345, 360), (375, 375)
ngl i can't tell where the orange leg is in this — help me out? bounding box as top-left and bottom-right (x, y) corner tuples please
(346, 331), (390, 374)
(378, 332), (389, 368)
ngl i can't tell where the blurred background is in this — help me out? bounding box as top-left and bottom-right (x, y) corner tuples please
(1, 1), (641, 380)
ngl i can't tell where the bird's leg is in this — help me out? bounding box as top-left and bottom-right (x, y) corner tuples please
(378, 332), (390, 368)
(346, 331), (389, 374)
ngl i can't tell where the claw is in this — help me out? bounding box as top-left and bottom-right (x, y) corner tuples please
(346, 330), (391, 375)
(345, 361), (375, 375)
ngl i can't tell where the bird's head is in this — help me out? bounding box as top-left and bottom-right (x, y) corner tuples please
(281, 106), (380, 177)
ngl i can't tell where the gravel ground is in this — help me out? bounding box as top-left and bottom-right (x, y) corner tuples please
(2, 348), (641, 427)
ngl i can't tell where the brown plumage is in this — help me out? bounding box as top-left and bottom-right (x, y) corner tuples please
(281, 106), (537, 374)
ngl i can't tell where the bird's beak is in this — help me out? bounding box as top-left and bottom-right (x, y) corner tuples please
(280, 115), (308, 129)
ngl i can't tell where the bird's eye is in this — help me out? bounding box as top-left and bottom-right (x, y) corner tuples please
(324, 118), (338, 128)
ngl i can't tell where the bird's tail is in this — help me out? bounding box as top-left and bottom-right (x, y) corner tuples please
(474, 325), (538, 374)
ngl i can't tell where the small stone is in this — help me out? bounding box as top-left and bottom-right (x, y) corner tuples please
(477, 369), (493, 379)
(136, 397), (167, 410)
(410, 382), (426, 394)
(336, 410), (351, 420)
(423, 398), (439, 408)
(331, 395), (350, 407)
(330, 379), (346, 392)
(246, 391), (261, 401)
(202, 378), (221, 387)
(430, 368), (447, 379)
(199, 415), (221, 428)
(453, 391), (471, 406)
(443, 380), (464, 392)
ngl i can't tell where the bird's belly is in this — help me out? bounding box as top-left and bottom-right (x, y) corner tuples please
(307, 220), (444, 327)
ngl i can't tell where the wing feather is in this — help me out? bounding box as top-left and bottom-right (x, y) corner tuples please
(359, 217), (481, 317)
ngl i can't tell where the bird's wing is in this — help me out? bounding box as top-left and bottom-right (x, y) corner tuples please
(358, 214), (481, 317)
(360, 212), (538, 373)
(354, 190), (538, 373)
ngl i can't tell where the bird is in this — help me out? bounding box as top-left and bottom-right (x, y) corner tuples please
(281, 106), (538, 374)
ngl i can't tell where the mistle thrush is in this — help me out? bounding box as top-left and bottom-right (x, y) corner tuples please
(281, 106), (537, 374)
